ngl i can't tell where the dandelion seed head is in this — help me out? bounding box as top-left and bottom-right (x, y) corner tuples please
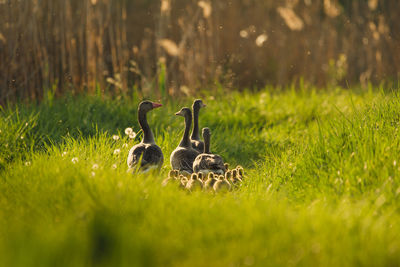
(91, 171), (96, 177)
(72, 157), (79, 164)
(114, 149), (121, 155)
(62, 151), (68, 157)
(125, 127), (133, 135)
(25, 161), (31, 166)
(129, 132), (137, 139)
(122, 143), (128, 148)
(112, 164), (117, 169)
(92, 164), (99, 170)
(112, 135), (120, 141)
(20, 136), (24, 140)
(394, 160), (397, 166)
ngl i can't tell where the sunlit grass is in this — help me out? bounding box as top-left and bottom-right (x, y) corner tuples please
(1, 87), (400, 266)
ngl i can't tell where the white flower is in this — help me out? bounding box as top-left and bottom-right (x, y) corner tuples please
(129, 132), (137, 139)
(62, 151), (68, 157)
(125, 127), (133, 135)
(20, 136), (24, 140)
(122, 143), (128, 148)
(72, 157), (79, 164)
(92, 164), (99, 170)
(25, 161), (31, 166)
(91, 171), (96, 177)
(113, 149), (121, 155)
(112, 135), (120, 141)
(112, 164), (117, 169)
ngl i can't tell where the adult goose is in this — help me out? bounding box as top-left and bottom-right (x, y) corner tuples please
(191, 99), (206, 153)
(192, 127), (226, 175)
(127, 101), (163, 173)
(170, 107), (200, 174)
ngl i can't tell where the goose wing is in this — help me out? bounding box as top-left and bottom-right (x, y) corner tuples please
(193, 154), (225, 173)
(170, 147), (199, 173)
(127, 143), (163, 170)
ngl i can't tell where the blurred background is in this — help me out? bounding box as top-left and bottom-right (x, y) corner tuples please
(1, 0), (399, 103)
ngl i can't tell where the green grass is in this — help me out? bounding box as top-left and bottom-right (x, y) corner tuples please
(1, 87), (400, 266)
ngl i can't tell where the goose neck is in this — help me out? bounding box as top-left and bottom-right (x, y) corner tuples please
(138, 109), (155, 144)
(179, 112), (192, 147)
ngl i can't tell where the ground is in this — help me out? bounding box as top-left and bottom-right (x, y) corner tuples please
(1, 87), (400, 266)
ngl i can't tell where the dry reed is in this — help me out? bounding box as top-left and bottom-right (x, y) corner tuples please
(0, 0), (399, 103)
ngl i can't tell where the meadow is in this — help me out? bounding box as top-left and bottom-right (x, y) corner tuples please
(1, 87), (400, 266)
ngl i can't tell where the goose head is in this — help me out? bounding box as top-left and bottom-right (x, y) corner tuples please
(236, 166), (244, 177)
(175, 107), (191, 117)
(193, 99), (206, 111)
(224, 163), (229, 171)
(191, 173), (198, 180)
(198, 172), (204, 181)
(225, 170), (232, 180)
(232, 169), (238, 179)
(139, 100), (162, 113)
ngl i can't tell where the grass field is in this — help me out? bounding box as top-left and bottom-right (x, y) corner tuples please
(1, 87), (400, 266)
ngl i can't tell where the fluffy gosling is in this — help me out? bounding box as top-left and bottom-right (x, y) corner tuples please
(204, 173), (218, 191)
(186, 173), (203, 192)
(230, 169), (242, 185)
(162, 170), (177, 187)
(213, 175), (231, 193)
(179, 175), (189, 189)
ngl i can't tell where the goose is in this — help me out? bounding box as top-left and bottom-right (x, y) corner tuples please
(186, 173), (203, 192)
(170, 107), (200, 173)
(236, 165), (244, 180)
(230, 170), (242, 185)
(127, 101), (163, 173)
(224, 163), (229, 172)
(204, 172), (218, 191)
(192, 128), (226, 175)
(191, 99), (206, 153)
(179, 174), (189, 189)
(213, 175), (231, 193)
(162, 170), (178, 187)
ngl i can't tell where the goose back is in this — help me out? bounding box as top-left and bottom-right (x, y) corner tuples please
(192, 127), (225, 174)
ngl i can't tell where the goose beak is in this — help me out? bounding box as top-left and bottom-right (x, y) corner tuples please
(202, 103), (207, 108)
(152, 102), (162, 109)
(175, 111), (182, 116)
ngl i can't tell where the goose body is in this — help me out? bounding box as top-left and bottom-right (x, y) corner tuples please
(192, 128), (226, 175)
(127, 101), (163, 173)
(191, 99), (206, 153)
(213, 175), (231, 193)
(186, 173), (203, 192)
(204, 173), (218, 190)
(170, 107), (200, 173)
